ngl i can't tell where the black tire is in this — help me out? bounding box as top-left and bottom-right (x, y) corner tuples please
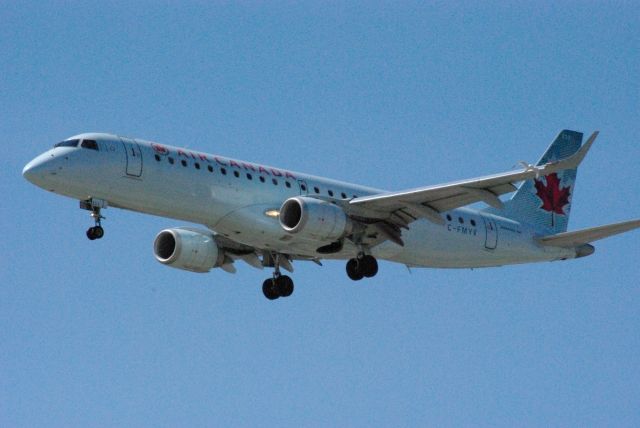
(94, 226), (104, 239)
(86, 227), (96, 240)
(278, 275), (294, 297)
(262, 278), (279, 300)
(346, 258), (364, 281)
(361, 255), (378, 278)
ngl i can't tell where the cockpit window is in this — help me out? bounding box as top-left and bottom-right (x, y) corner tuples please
(81, 139), (99, 151)
(54, 139), (80, 148)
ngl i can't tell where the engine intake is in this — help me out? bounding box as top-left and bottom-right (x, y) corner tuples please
(279, 196), (351, 241)
(153, 228), (224, 272)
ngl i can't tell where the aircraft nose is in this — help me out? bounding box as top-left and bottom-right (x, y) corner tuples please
(23, 159), (42, 183)
(23, 152), (54, 186)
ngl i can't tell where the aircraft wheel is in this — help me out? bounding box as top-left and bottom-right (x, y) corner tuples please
(346, 258), (364, 281)
(262, 279), (279, 300)
(86, 226), (104, 240)
(277, 275), (294, 297)
(86, 227), (96, 240)
(93, 226), (104, 239)
(361, 255), (378, 278)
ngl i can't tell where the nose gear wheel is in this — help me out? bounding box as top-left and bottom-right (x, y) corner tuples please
(86, 225), (104, 240)
(81, 199), (106, 240)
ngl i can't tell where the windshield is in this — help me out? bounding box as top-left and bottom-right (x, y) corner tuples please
(81, 139), (99, 150)
(54, 139), (80, 148)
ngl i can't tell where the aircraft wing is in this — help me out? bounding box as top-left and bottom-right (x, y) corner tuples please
(348, 132), (598, 228)
(211, 232), (322, 273)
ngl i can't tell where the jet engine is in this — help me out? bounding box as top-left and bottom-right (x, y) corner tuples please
(279, 196), (352, 241)
(153, 228), (224, 272)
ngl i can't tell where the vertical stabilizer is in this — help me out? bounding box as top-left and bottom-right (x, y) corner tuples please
(496, 130), (583, 233)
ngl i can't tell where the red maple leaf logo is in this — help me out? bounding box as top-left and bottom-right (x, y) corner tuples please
(534, 173), (571, 216)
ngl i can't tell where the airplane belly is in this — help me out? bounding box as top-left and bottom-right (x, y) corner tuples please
(374, 219), (487, 267)
(211, 203), (288, 245)
(376, 217), (572, 268)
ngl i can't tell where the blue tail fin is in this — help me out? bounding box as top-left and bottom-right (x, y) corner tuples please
(495, 130), (583, 233)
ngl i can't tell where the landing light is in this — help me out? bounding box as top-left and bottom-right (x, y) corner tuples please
(264, 209), (280, 218)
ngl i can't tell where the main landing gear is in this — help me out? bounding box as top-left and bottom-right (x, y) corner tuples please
(346, 254), (378, 281)
(81, 199), (106, 240)
(262, 274), (294, 300)
(262, 254), (294, 300)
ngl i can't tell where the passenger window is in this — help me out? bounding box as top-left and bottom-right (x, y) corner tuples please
(247, 173), (252, 180)
(301, 184), (307, 191)
(259, 176), (265, 183)
(81, 139), (98, 150)
(154, 154), (161, 162)
(458, 217), (464, 224)
(314, 187), (320, 194)
(181, 160), (187, 167)
(471, 219), (476, 226)
(272, 178), (278, 185)
(168, 157), (175, 165)
(221, 168), (227, 175)
(233, 171), (240, 178)
(446, 214), (452, 221)
(328, 190), (334, 197)
(194, 162), (200, 170)
(285, 181), (291, 188)
(341, 192), (347, 199)
(207, 165), (214, 172)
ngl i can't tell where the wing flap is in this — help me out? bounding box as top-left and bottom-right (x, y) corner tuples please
(537, 219), (640, 248)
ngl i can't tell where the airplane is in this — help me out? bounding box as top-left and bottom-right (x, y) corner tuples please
(23, 130), (640, 300)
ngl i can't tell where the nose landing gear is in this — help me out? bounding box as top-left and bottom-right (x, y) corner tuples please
(86, 224), (104, 240)
(81, 199), (107, 240)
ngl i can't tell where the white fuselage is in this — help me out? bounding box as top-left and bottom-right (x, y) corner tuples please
(23, 133), (576, 269)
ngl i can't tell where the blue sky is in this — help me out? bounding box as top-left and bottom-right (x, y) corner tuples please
(2, 2), (639, 426)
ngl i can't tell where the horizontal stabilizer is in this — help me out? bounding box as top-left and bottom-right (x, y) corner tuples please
(538, 219), (640, 248)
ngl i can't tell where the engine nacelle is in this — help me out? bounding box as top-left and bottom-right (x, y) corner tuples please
(153, 228), (224, 273)
(279, 196), (352, 241)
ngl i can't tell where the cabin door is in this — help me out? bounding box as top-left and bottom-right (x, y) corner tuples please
(121, 137), (143, 177)
(483, 217), (498, 250)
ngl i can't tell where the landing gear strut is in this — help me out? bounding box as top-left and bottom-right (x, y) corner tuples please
(346, 254), (378, 280)
(81, 199), (106, 240)
(262, 254), (294, 300)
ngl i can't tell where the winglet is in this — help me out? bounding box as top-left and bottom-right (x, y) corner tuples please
(553, 130), (598, 169)
(532, 131), (597, 178)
